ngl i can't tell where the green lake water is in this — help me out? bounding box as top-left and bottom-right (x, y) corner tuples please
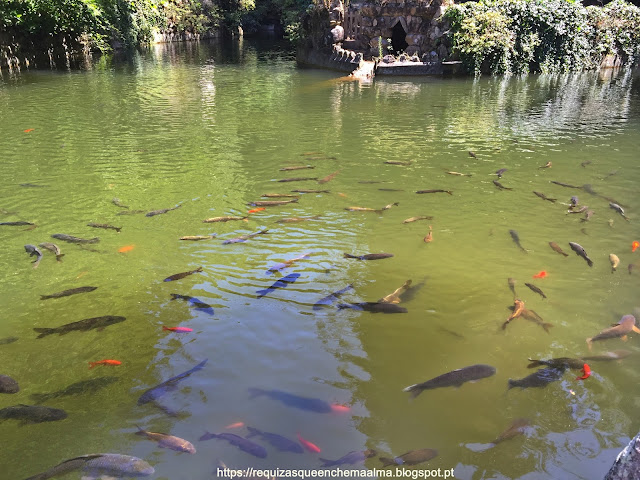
(1, 39), (640, 479)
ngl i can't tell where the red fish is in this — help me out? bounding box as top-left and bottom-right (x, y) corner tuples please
(162, 326), (193, 333)
(633, 241), (639, 253)
(89, 359), (121, 369)
(297, 434), (321, 453)
(533, 271), (547, 279)
(118, 245), (135, 253)
(248, 208), (266, 214)
(24, 128), (35, 133)
(330, 403), (351, 413)
(225, 422), (245, 429)
(576, 364), (591, 380)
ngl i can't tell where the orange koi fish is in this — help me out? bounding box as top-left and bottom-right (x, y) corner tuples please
(89, 359), (121, 369)
(533, 271), (547, 279)
(24, 128), (35, 133)
(329, 403), (351, 413)
(248, 208), (266, 214)
(297, 434), (321, 453)
(118, 245), (135, 253)
(633, 241), (639, 253)
(162, 326), (193, 333)
(225, 422), (245, 429)
(576, 364), (591, 380)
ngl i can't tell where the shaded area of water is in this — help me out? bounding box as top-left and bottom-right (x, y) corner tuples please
(1, 39), (639, 479)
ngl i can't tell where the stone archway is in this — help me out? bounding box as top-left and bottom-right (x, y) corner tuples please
(390, 18), (409, 54)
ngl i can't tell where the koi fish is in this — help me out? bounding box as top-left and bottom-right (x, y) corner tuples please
(118, 245), (135, 253)
(89, 359), (121, 369)
(576, 364), (591, 380)
(248, 208), (266, 214)
(633, 241), (639, 253)
(297, 434), (321, 453)
(225, 422), (245, 429)
(533, 271), (547, 279)
(24, 128), (34, 133)
(162, 326), (193, 333)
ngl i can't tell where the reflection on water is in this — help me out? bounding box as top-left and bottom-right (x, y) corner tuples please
(0, 39), (639, 479)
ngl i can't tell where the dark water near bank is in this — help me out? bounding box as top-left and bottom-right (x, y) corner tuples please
(1, 39), (640, 479)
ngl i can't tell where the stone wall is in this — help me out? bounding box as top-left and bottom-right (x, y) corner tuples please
(343, 0), (453, 60)
(605, 432), (640, 480)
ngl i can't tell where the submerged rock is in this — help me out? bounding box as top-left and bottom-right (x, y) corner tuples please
(605, 432), (640, 480)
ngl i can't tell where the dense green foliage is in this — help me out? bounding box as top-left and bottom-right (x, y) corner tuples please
(445, 0), (640, 75)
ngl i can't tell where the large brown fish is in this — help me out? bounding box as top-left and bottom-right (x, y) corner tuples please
(527, 357), (585, 370)
(179, 235), (216, 241)
(403, 216), (433, 223)
(445, 171), (472, 177)
(533, 191), (557, 203)
(135, 426), (196, 453)
(403, 364), (496, 398)
(338, 302), (407, 314)
(278, 177), (318, 182)
(379, 280), (412, 304)
(416, 189), (453, 195)
(0, 404), (67, 424)
(491, 418), (530, 444)
(493, 180), (513, 191)
(609, 253), (620, 273)
(384, 160), (412, 166)
(40, 286), (98, 300)
(520, 308), (553, 333)
(146, 205), (182, 217)
(116, 209), (146, 215)
(87, 223), (121, 233)
(34, 316), (126, 338)
(524, 282), (546, 299)
(203, 216), (247, 223)
(261, 193), (299, 198)
(250, 199), (298, 206)
(318, 170), (340, 184)
(164, 267), (203, 282)
(583, 350), (632, 361)
(291, 189), (330, 193)
(279, 166), (315, 171)
(275, 216), (321, 223)
(586, 315), (640, 349)
(0, 221), (35, 226)
(39, 242), (64, 261)
(112, 197), (129, 209)
(344, 253), (393, 260)
(51, 233), (99, 244)
(549, 242), (568, 256)
(502, 299), (525, 330)
(380, 448), (438, 467)
(222, 230), (269, 244)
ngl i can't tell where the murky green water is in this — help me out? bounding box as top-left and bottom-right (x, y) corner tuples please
(1, 39), (640, 480)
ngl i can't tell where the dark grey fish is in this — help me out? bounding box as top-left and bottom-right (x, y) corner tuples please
(570, 196), (579, 207)
(358, 181), (383, 184)
(34, 316), (126, 338)
(416, 189), (453, 195)
(587, 315), (639, 347)
(137, 359), (208, 406)
(116, 209), (146, 215)
(1, 221), (35, 226)
(313, 284), (354, 310)
(0, 336), (18, 346)
(495, 168), (507, 178)
(343, 253), (393, 260)
(279, 166), (315, 171)
(24, 453), (154, 480)
(257, 273), (301, 298)
(0, 375), (19, 394)
(403, 364), (496, 398)
(87, 222), (122, 233)
(581, 160), (592, 167)
(380, 448), (439, 467)
(338, 302), (408, 314)
(291, 189), (330, 194)
(527, 357), (585, 370)
(491, 418), (530, 444)
(469, 151), (477, 158)
(146, 205), (182, 217)
(30, 377), (119, 404)
(0, 404), (67, 423)
(533, 191), (557, 202)
(25, 244), (42, 268)
(583, 350), (632, 361)
(509, 230), (527, 253)
(40, 286), (98, 300)
(39, 242), (64, 261)
(250, 199), (299, 206)
(248, 388), (334, 413)
(568, 242), (593, 267)
(320, 449), (377, 467)
(170, 293), (214, 315)
(111, 197), (129, 209)
(507, 278), (516, 298)
(199, 432), (267, 458)
(609, 202), (629, 221)
(223, 229), (269, 245)
(378, 188), (405, 192)
(164, 266), (203, 282)
(277, 177), (318, 182)
(384, 160), (412, 166)
(246, 426), (304, 453)
(51, 233), (99, 244)
(261, 193), (300, 197)
(550, 180), (581, 189)
(520, 309), (553, 333)
(549, 242), (568, 256)
(493, 180), (512, 190)
(524, 283), (546, 299)
(19, 183), (47, 188)
(508, 367), (565, 389)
